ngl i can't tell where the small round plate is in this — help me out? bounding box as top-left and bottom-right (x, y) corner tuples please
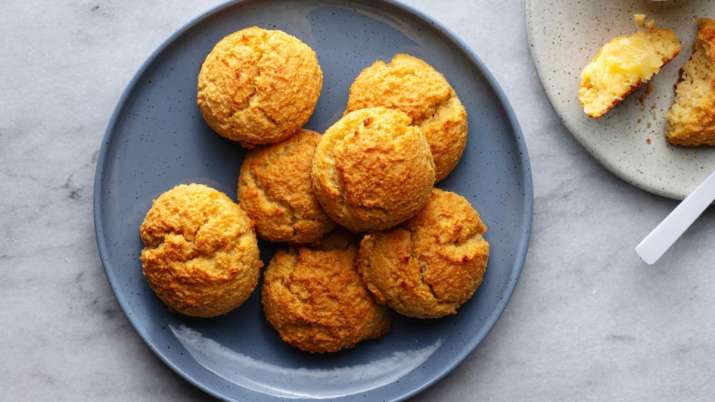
(94, 1), (533, 400)
(527, 0), (715, 200)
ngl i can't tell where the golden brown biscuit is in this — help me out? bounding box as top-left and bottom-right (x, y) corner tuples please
(261, 233), (391, 353)
(311, 107), (435, 232)
(346, 54), (467, 181)
(139, 184), (262, 317)
(238, 129), (335, 243)
(666, 18), (715, 146)
(358, 189), (489, 319)
(197, 27), (323, 147)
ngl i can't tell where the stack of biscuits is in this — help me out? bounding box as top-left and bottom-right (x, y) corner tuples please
(139, 27), (490, 353)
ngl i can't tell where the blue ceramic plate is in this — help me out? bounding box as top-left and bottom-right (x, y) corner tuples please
(94, 1), (533, 400)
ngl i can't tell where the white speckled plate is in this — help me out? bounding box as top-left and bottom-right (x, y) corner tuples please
(527, 0), (715, 199)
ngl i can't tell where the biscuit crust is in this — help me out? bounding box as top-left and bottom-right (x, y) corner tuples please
(311, 107), (435, 232)
(139, 184), (262, 317)
(358, 189), (489, 319)
(261, 235), (391, 353)
(238, 129), (335, 243)
(197, 27), (323, 147)
(346, 54), (467, 181)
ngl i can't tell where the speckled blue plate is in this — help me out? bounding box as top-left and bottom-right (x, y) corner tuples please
(93, 1), (532, 400)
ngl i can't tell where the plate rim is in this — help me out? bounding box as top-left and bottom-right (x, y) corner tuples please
(93, 0), (534, 400)
(525, 0), (685, 201)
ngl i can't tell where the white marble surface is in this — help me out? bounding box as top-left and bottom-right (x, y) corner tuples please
(1, 1), (714, 401)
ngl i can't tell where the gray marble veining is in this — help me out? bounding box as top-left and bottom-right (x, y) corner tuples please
(1, 1), (713, 401)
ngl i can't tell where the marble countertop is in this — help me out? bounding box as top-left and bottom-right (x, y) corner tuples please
(2, 1), (714, 401)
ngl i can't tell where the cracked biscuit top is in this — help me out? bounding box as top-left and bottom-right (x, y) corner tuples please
(238, 129), (335, 243)
(358, 188), (489, 319)
(261, 232), (391, 353)
(311, 107), (435, 233)
(197, 27), (323, 147)
(139, 183), (262, 317)
(346, 53), (468, 181)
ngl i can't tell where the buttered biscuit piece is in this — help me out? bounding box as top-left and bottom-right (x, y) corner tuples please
(197, 27), (322, 147)
(311, 107), (435, 232)
(347, 54), (468, 181)
(238, 129), (335, 243)
(579, 15), (680, 118)
(666, 18), (715, 146)
(139, 184), (262, 317)
(358, 189), (489, 319)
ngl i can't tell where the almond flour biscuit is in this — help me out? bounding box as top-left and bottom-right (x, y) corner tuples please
(197, 27), (323, 147)
(666, 18), (715, 146)
(346, 54), (467, 181)
(238, 129), (335, 243)
(358, 189), (489, 319)
(311, 107), (435, 232)
(139, 184), (262, 317)
(579, 15), (680, 118)
(261, 234), (390, 353)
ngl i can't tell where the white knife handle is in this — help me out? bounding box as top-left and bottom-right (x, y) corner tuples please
(636, 170), (715, 265)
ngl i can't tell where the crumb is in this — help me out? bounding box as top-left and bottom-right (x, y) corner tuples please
(634, 14), (655, 31)
(639, 82), (654, 104)
(634, 14), (646, 28)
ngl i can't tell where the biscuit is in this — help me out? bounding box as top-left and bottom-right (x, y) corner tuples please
(261, 233), (391, 353)
(358, 189), (489, 319)
(311, 107), (435, 232)
(139, 184), (262, 317)
(238, 129), (335, 243)
(346, 54), (467, 181)
(666, 18), (715, 146)
(197, 27), (323, 147)
(579, 15), (680, 118)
